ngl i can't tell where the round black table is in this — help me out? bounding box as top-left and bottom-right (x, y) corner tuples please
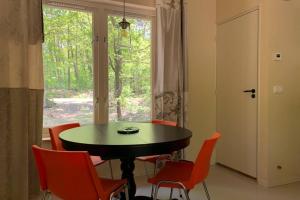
(59, 122), (192, 200)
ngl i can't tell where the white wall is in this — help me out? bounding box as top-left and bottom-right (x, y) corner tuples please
(186, 0), (217, 161)
(260, 0), (300, 186)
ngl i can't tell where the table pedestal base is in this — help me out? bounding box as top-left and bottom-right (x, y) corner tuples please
(120, 158), (136, 200)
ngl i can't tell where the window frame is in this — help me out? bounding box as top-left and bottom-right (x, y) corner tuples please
(42, 0), (156, 138)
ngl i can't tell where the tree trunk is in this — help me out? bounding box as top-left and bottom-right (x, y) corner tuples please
(68, 67), (71, 90)
(85, 50), (93, 76)
(110, 16), (123, 120)
(71, 49), (80, 88)
(67, 24), (71, 90)
(114, 54), (122, 120)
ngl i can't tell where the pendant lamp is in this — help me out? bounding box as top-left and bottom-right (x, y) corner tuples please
(118, 0), (131, 48)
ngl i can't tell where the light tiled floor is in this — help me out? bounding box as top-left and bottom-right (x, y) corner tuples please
(135, 165), (300, 200)
(40, 164), (300, 200)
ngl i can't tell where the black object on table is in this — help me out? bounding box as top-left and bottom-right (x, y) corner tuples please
(59, 122), (192, 200)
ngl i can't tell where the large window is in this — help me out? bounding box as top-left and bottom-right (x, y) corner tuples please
(42, 3), (154, 129)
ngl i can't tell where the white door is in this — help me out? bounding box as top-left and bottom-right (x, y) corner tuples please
(216, 10), (259, 177)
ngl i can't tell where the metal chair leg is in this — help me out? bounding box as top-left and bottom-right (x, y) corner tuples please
(41, 192), (46, 200)
(153, 185), (159, 200)
(109, 185), (128, 200)
(203, 181), (211, 200)
(169, 188), (173, 199)
(41, 191), (47, 200)
(178, 188), (183, 199)
(150, 161), (158, 197)
(41, 191), (50, 200)
(108, 160), (114, 179)
(184, 189), (190, 200)
(150, 184), (155, 198)
(125, 185), (129, 200)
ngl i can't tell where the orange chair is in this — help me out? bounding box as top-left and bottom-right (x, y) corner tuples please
(136, 120), (177, 176)
(151, 119), (177, 127)
(148, 132), (221, 200)
(49, 123), (114, 179)
(32, 144), (49, 199)
(32, 145), (128, 200)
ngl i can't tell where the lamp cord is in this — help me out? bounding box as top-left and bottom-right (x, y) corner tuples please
(123, 0), (125, 19)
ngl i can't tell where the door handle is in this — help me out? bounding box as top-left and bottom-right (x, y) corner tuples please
(243, 89), (256, 93)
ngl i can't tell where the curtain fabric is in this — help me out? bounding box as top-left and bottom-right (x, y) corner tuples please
(154, 0), (188, 127)
(0, 0), (44, 199)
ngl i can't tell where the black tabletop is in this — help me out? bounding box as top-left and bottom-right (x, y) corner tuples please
(59, 122), (192, 160)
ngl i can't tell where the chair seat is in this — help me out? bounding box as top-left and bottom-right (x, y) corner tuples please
(100, 178), (127, 198)
(90, 155), (106, 166)
(136, 154), (171, 164)
(148, 160), (194, 189)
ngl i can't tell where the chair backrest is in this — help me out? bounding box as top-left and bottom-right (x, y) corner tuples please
(49, 123), (80, 150)
(189, 132), (221, 186)
(32, 145), (47, 191)
(152, 119), (177, 127)
(32, 145), (105, 200)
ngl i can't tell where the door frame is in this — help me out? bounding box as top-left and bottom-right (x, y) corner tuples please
(216, 8), (260, 178)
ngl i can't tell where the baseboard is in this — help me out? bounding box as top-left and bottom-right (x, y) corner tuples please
(216, 163), (257, 180)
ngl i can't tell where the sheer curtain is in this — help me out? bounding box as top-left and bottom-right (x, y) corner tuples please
(0, 0), (44, 199)
(154, 0), (188, 127)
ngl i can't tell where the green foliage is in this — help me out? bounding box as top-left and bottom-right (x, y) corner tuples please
(43, 6), (93, 91)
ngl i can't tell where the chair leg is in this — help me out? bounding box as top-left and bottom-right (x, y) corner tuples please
(153, 185), (159, 200)
(41, 192), (46, 200)
(41, 191), (50, 200)
(178, 188), (183, 199)
(150, 161), (158, 197)
(151, 184), (155, 198)
(169, 188), (173, 200)
(125, 185), (129, 200)
(203, 181), (211, 200)
(184, 189), (190, 200)
(108, 160), (114, 179)
(109, 185), (128, 200)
